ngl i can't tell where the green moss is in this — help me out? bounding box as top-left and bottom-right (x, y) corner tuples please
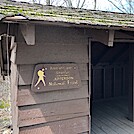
(0, 100), (10, 109)
(0, 1), (133, 28)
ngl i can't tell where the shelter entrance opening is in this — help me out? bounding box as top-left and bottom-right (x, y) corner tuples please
(91, 42), (134, 134)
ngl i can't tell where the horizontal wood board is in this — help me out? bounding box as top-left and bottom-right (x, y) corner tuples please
(18, 81), (88, 106)
(19, 116), (89, 134)
(18, 98), (89, 127)
(16, 44), (88, 64)
(16, 26), (88, 64)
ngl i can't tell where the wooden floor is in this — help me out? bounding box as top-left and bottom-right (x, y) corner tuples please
(91, 98), (134, 134)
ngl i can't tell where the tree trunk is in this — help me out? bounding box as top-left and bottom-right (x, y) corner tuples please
(46, 0), (50, 5)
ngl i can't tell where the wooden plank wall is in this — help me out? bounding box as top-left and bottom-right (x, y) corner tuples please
(92, 64), (128, 100)
(12, 25), (90, 133)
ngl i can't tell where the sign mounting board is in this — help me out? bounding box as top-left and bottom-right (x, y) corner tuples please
(31, 64), (81, 92)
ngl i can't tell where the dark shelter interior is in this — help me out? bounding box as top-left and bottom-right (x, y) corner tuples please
(91, 42), (134, 134)
(91, 42), (129, 101)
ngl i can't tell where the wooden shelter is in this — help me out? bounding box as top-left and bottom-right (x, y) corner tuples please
(0, 0), (134, 134)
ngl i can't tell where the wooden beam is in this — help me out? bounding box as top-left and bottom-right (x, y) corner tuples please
(86, 29), (109, 46)
(114, 39), (134, 43)
(128, 45), (134, 122)
(114, 31), (134, 42)
(20, 24), (35, 45)
(108, 30), (114, 47)
(87, 29), (115, 46)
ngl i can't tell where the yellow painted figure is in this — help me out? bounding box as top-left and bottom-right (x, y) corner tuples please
(35, 68), (46, 87)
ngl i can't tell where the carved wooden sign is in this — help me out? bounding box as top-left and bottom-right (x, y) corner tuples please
(31, 64), (81, 92)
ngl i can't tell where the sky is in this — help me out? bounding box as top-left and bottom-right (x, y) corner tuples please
(16, 0), (109, 9)
(15, 0), (128, 13)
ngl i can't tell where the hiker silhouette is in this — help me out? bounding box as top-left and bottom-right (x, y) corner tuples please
(35, 68), (46, 87)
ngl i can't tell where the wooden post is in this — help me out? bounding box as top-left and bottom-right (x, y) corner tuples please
(20, 24), (35, 45)
(128, 44), (134, 121)
(108, 30), (114, 47)
(88, 39), (91, 134)
(11, 62), (19, 134)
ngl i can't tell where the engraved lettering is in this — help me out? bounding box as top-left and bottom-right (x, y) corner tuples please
(32, 64), (81, 92)
(49, 81), (66, 86)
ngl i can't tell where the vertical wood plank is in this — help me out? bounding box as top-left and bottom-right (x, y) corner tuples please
(121, 67), (124, 96)
(113, 67), (115, 97)
(93, 69), (103, 99)
(11, 62), (19, 134)
(103, 68), (106, 99)
(105, 67), (113, 98)
(114, 67), (122, 96)
(88, 39), (91, 134)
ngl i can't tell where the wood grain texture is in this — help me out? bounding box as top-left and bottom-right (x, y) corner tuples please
(18, 99), (89, 127)
(10, 42), (17, 63)
(88, 39), (91, 134)
(18, 64), (88, 85)
(18, 81), (88, 106)
(18, 26), (88, 45)
(92, 98), (134, 134)
(19, 116), (89, 134)
(16, 44), (88, 64)
(15, 25), (90, 132)
(10, 62), (19, 134)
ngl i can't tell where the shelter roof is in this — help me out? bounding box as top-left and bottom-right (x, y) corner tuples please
(0, 0), (134, 30)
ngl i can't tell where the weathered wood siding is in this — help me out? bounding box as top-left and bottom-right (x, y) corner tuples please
(12, 25), (90, 133)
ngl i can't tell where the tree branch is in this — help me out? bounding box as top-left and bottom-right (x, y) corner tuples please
(80, 0), (86, 8)
(77, 0), (81, 8)
(107, 0), (125, 13)
(94, 0), (96, 10)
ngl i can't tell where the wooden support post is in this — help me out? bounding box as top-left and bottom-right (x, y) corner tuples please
(88, 39), (91, 134)
(20, 24), (35, 45)
(108, 30), (114, 47)
(0, 36), (4, 78)
(128, 45), (134, 121)
(11, 63), (19, 134)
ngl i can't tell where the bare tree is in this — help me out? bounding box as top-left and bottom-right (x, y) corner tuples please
(46, 0), (50, 5)
(94, 0), (97, 10)
(63, 0), (97, 9)
(107, 0), (134, 13)
(63, 0), (96, 9)
(31, 0), (97, 10)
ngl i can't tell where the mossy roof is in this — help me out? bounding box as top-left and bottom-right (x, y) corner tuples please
(0, 0), (134, 30)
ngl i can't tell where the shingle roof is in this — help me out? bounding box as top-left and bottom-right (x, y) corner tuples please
(0, 0), (134, 30)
